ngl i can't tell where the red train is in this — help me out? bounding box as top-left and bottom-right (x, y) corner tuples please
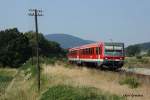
(67, 42), (125, 70)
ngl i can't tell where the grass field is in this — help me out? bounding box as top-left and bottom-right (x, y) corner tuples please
(0, 68), (17, 97)
(0, 57), (150, 100)
(124, 57), (150, 68)
(41, 85), (123, 100)
(42, 64), (150, 100)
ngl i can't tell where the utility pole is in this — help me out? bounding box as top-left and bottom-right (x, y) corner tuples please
(28, 9), (43, 92)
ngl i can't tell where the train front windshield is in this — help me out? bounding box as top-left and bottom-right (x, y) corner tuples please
(104, 43), (124, 57)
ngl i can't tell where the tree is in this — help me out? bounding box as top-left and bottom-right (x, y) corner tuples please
(24, 31), (64, 57)
(0, 28), (31, 67)
(126, 45), (141, 56)
(147, 49), (150, 56)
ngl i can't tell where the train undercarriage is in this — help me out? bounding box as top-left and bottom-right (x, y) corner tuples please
(69, 60), (124, 70)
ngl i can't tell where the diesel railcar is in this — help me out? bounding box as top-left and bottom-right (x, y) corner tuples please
(67, 42), (125, 70)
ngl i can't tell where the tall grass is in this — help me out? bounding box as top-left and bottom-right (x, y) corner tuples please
(41, 85), (124, 100)
(0, 69), (17, 96)
(1, 56), (149, 100)
(0, 75), (13, 94)
(124, 57), (150, 68)
(119, 77), (140, 89)
(21, 56), (62, 78)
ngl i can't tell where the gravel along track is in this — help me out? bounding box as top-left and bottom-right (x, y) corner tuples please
(119, 67), (150, 84)
(122, 67), (150, 76)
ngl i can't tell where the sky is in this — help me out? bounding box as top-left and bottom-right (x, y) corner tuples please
(0, 0), (150, 45)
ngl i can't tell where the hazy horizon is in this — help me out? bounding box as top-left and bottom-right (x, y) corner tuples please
(1, 0), (150, 45)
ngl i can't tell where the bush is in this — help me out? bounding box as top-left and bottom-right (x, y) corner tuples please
(119, 77), (140, 88)
(0, 75), (13, 82)
(21, 58), (37, 78)
(0, 28), (31, 68)
(21, 56), (60, 78)
(147, 49), (150, 56)
(139, 58), (149, 64)
(41, 85), (124, 100)
(126, 45), (141, 56)
(0, 75), (13, 94)
(136, 55), (142, 59)
(40, 57), (57, 65)
(0, 28), (67, 68)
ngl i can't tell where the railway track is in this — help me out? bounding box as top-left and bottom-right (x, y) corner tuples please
(76, 64), (150, 84)
(82, 65), (150, 84)
(118, 68), (150, 84)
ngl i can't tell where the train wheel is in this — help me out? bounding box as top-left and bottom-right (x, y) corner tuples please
(82, 62), (86, 66)
(98, 64), (104, 70)
(69, 61), (73, 64)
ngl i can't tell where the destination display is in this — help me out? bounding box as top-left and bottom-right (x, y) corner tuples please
(105, 46), (123, 50)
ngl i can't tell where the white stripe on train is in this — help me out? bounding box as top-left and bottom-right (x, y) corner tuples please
(68, 58), (122, 62)
(68, 58), (103, 62)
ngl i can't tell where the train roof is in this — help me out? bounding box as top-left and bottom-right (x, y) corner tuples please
(69, 42), (124, 51)
(79, 42), (104, 49)
(104, 42), (124, 46)
(69, 41), (104, 51)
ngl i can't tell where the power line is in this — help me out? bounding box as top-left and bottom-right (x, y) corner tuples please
(28, 9), (43, 92)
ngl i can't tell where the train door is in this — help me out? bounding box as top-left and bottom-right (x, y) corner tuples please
(77, 50), (79, 60)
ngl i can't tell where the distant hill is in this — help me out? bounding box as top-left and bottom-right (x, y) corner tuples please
(129, 42), (150, 51)
(45, 34), (150, 50)
(136, 42), (150, 51)
(45, 34), (95, 48)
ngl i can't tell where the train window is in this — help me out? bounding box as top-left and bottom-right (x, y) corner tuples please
(75, 50), (77, 55)
(96, 47), (98, 54)
(93, 48), (95, 54)
(90, 48), (91, 54)
(83, 49), (85, 55)
(99, 47), (101, 54)
(89, 48), (91, 54)
(85, 48), (88, 55)
(80, 49), (82, 54)
(96, 47), (101, 54)
(92, 48), (94, 54)
(71, 50), (77, 55)
(88, 48), (90, 54)
(86, 48), (88, 54)
(70, 51), (72, 55)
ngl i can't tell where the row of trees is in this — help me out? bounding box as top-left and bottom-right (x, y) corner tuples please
(1, 28), (149, 67)
(125, 45), (141, 56)
(126, 45), (150, 57)
(148, 50), (150, 56)
(0, 28), (66, 68)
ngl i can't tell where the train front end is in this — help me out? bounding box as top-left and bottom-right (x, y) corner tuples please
(102, 42), (125, 69)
